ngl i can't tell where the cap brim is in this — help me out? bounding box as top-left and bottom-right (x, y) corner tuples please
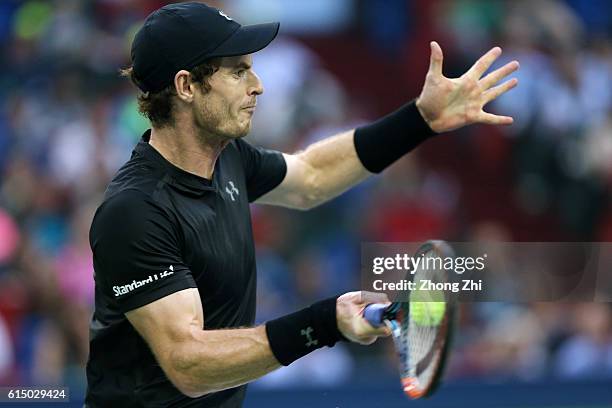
(207, 22), (280, 58)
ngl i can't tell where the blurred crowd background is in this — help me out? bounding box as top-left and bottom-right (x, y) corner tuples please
(0, 0), (612, 403)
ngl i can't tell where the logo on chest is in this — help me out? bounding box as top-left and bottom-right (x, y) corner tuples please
(225, 181), (240, 202)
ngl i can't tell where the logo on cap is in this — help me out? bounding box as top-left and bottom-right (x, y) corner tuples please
(218, 10), (232, 21)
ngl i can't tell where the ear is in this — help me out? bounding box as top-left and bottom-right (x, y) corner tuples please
(174, 70), (194, 103)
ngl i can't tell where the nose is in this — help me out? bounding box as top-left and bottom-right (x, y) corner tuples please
(248, 70), (264, 96)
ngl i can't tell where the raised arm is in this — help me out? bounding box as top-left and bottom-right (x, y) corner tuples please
(126, 289), (389, 398)
(256, 42), (519, 210)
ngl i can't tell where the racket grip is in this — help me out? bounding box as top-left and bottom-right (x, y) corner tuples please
(363, 303), (388, 328)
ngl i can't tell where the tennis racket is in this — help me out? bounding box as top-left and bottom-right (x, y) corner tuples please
(363, 240), (457, 399)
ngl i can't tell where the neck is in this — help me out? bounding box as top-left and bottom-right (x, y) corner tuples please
(149, 123), (229, 179)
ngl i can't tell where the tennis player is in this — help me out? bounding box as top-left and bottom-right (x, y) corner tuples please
(85, 2), (519, 407)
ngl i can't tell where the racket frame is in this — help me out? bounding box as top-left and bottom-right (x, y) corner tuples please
(367, 240), (457, 399)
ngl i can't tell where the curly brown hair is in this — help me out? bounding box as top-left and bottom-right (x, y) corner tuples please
(120, 59), (220, 128)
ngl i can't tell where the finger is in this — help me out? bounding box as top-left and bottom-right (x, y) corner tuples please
(478, 111), (514, 126)
(359, 291), (391, 304)
(363, 327), (392, 339)
(428, 41), (444, 76)
(361, 318), (392, 336)
(356, 307), (393, 342)
(480, 60), (519, 90)
(466, 46), (502, 79)
(483, 78), (518, 104)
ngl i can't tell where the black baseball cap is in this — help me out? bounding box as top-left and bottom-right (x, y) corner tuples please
(131, 2), (280, 93)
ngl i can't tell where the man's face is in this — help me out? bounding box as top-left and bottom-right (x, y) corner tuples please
(192, 54), (263, 139)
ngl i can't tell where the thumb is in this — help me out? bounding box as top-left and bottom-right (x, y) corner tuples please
(428, 41), (444, 76)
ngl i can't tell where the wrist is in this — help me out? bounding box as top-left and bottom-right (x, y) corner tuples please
(266, 296), (346, 366)
(354, 100), (436, 173)
(312, 297), (348, 344)
(415, 97), (443, 133)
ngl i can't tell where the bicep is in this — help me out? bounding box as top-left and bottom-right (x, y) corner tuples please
(254, 153), (313, 209)
(126, 288), (203, 379)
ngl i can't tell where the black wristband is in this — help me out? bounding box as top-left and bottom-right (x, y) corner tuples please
(354, 100), (436, 173)
(265, 297), (346, 366)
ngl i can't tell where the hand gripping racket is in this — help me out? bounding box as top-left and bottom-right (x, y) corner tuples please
(363, 240), (457, 399)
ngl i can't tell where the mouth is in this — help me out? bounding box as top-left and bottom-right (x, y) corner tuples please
(242, 105), (256, 115)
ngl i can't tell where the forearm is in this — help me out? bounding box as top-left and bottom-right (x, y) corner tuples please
(170, 325), (279, 397)
(295, 129), (370, 206)
(256, 101), (435, 210)
(167, 297), (345, 397)
(297, 101), (435, 207)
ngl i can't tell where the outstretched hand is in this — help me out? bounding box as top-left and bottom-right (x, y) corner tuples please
(416, 41), (519, 133)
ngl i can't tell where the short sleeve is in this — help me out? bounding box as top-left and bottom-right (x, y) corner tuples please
(234, 139), (287, 202)
(89, 190), (196, 313)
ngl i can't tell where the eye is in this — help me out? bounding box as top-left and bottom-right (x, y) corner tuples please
(234, 69), (247, 78)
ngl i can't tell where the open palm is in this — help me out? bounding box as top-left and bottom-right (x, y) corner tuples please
(416, 42), (519, 133)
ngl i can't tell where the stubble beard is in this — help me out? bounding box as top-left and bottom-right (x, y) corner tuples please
(195, 102), (251, 142)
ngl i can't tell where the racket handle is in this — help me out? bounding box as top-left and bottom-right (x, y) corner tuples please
(363, 303), (388, 328)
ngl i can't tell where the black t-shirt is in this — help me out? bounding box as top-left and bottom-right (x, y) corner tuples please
(86, 131), (286, 408)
